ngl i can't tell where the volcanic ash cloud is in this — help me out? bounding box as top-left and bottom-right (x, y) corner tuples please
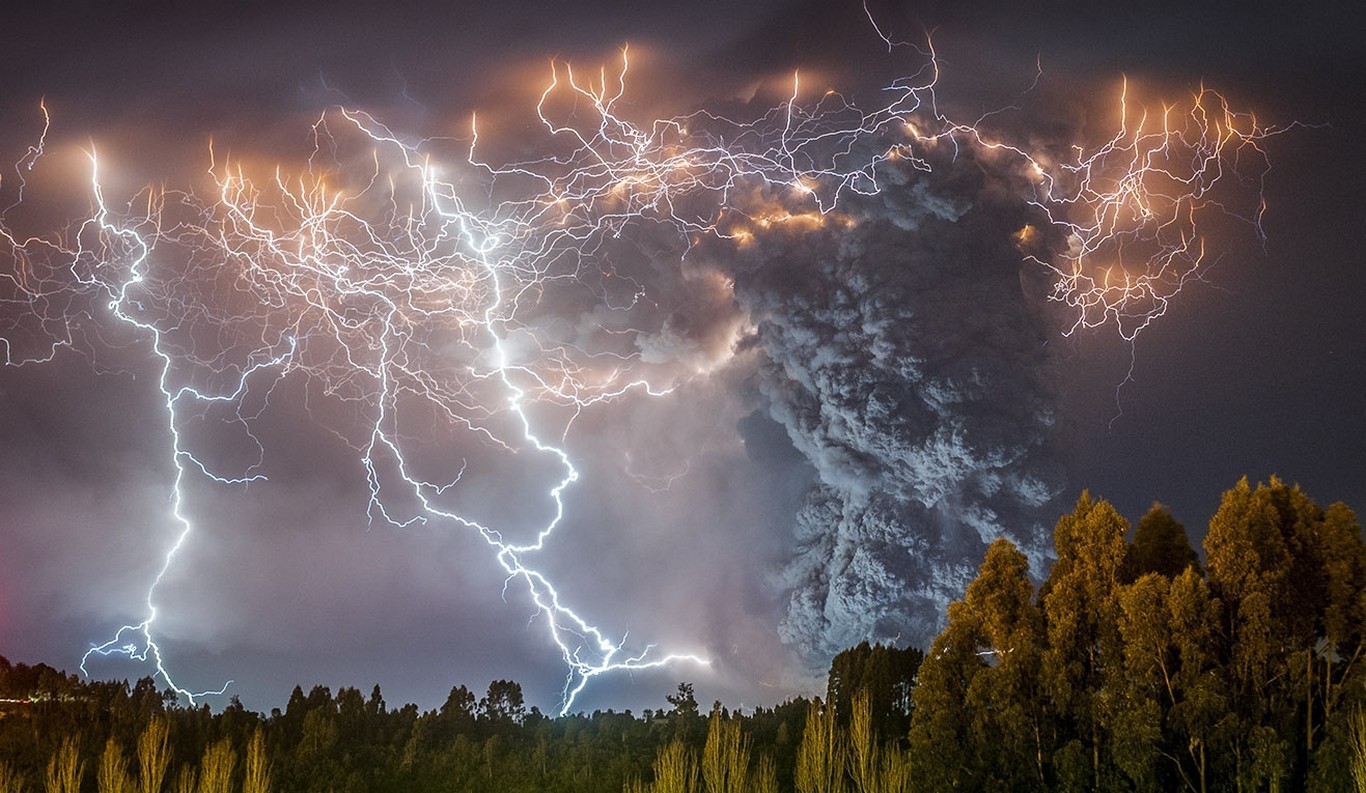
(709, 157), (1063, 660)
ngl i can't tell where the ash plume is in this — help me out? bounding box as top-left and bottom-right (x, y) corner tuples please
(710, 153), (1064, 660)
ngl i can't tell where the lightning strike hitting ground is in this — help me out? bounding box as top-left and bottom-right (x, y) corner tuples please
(0, 44), (1285, 712)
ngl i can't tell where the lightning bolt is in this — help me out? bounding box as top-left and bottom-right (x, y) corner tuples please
(0, 41), (1289, 713)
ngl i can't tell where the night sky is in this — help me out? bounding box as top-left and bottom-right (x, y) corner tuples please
(2, 1), (1363, 716)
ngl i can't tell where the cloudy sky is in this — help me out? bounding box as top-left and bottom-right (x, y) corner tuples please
(1, 0), (1362, 715)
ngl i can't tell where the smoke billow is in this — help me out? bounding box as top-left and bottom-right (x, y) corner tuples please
(707, 152), (1063, 660)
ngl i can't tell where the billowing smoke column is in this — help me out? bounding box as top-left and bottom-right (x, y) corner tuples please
(716, 154), (1061, 658)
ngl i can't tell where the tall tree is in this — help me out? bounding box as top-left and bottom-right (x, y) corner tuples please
(1122, 504), (1201, 583)
(795, 700), (846, 793)
(1164, 566), (1229, 792)
(847, 689), (877, 793)
(479, 680), (526, 726)
(667, 683), (704, 743)
(1350, 707), (1366, 793)
(750, 754), (780, 793)
(826, 642), (923, 738)
(241, 728), (271, 793)
(136, 717), (170, 793)
(98, 738), (134, 793)
(650, 739), (698, 793)
(964, 539), (1048, 790)
(44, 737), (83, 793)
(1316, 502), (1366, 728)
(1040, 492), (1128, 791)
(908, 597), (984, 790)
(430, 683), (478, 746)
(907, 537), (1047, 789)
(169, 767), (194, 793)
(195, 738), (234, 793)
(1113, 573), (1174, 789)
(667, 683), (699, 718)
(701, 713), (751, 793)
(1204, 477), (1316, 786)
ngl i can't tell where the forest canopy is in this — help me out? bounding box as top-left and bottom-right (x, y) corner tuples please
(3, 476), (1364, 792)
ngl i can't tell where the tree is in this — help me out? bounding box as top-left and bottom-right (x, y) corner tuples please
(44, 737), (83, 793)
(795, 699), (846, 793)
(136, 717), (171, 793)
(1122, 504), (1201, 583)
(170, 767), (194, 793)
(1040, 492), (1128, 790)
(98, 737), (134, 793)
(195, 738), (234, 793)
(751, 754), (780, 793)
(479, 679), (526, 726)
(1204, 477), (1317, 786)
(295, 709), (337, 765)
(825, 642), (923, 738)
(701, 713), (752, 793)
(846, 689), (877, 793)
(905, 537), (1046, 789)
(1316, 502), (1366, 730)
(908, 599), (985, 790)
(241, 728), (271, 793)
(667, 683), (704, 743)
(1350, 707), (1366, 793)
(667, 683), (700, 718)
(650, 739), (699, 793)
(432, 683), (478, 744)
(1164, 566), (1228, 792)
(1112, 573), (1172, 789)
(963, 538), (1047, 789)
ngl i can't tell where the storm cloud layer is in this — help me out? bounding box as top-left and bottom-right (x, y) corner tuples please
(2, 1), (1362, 715)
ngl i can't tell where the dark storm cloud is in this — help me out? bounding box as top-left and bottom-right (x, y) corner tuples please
(3, 0), (1363, 716)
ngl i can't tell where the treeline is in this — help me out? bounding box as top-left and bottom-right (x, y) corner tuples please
(3, 477), (1366, 791)
(904, 477), (1366, 791)
(0, 641), (919, 793)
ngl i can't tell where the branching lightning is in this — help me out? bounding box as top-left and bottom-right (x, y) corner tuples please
(0, 42), (1287, 713)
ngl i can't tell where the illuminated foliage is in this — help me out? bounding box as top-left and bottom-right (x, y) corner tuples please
(136, 717), (170, 793)
(44, 737), (83, 793)
(97, 737), (134, 793)
(903, 479), (1366, 791)
(195, 739), (234, 793)
(909, 538), (1047, 790)
(241, 729), (271, 793)
(794, 700), (845, 793)
(1041, 493), (1128, 789)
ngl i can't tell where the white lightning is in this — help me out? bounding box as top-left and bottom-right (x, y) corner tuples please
(0, 42), (1287, 714)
